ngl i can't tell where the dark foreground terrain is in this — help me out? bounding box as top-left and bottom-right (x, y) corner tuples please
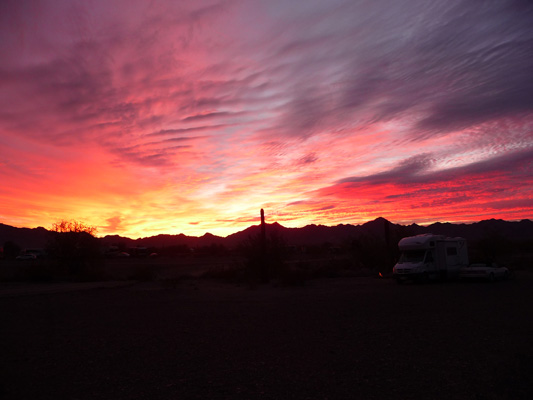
(1, 274), (532, 400)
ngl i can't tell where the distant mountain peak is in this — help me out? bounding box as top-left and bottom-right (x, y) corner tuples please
(362, 216), (391, 226)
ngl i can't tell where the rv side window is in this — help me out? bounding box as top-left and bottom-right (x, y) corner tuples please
(446, 247), (457, 256)
(424, 251), (434, 263)
(399, 250), (425, 263)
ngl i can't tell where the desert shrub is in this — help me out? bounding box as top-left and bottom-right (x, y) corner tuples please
(46, 220), (103, 280)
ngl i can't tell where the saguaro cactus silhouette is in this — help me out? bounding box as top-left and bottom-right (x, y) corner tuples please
(261, 209), (266, 244)
(260, 208), (268, 282)
(240, 209), (288, 284)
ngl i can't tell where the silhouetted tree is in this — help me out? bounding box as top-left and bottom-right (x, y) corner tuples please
(46, 220), (101, 278)
(51, 220), (97, 235)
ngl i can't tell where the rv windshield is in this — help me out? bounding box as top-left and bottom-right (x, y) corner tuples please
(398, 250), (426, 264)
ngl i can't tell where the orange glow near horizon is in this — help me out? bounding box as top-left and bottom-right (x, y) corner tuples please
(1, 1), (532, 239)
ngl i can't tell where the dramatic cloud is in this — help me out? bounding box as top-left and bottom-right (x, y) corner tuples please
(0, 0), (532, 237)
(339, 147), (533, 186)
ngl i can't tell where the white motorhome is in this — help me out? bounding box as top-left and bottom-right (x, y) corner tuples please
(393, 234), (468, 282)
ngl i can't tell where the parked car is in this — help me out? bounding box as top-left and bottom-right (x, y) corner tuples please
(459, 263), (510, 281)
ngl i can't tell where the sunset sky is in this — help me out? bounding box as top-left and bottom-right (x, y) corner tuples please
(1, 0), (532, 238)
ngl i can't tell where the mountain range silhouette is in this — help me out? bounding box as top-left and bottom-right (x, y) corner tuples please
(2, 217), (533, 250)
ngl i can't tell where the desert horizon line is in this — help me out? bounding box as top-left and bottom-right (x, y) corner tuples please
(3, 216), (532, 241)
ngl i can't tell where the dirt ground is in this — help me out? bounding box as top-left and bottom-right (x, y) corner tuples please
(1, 273), (532, 400)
